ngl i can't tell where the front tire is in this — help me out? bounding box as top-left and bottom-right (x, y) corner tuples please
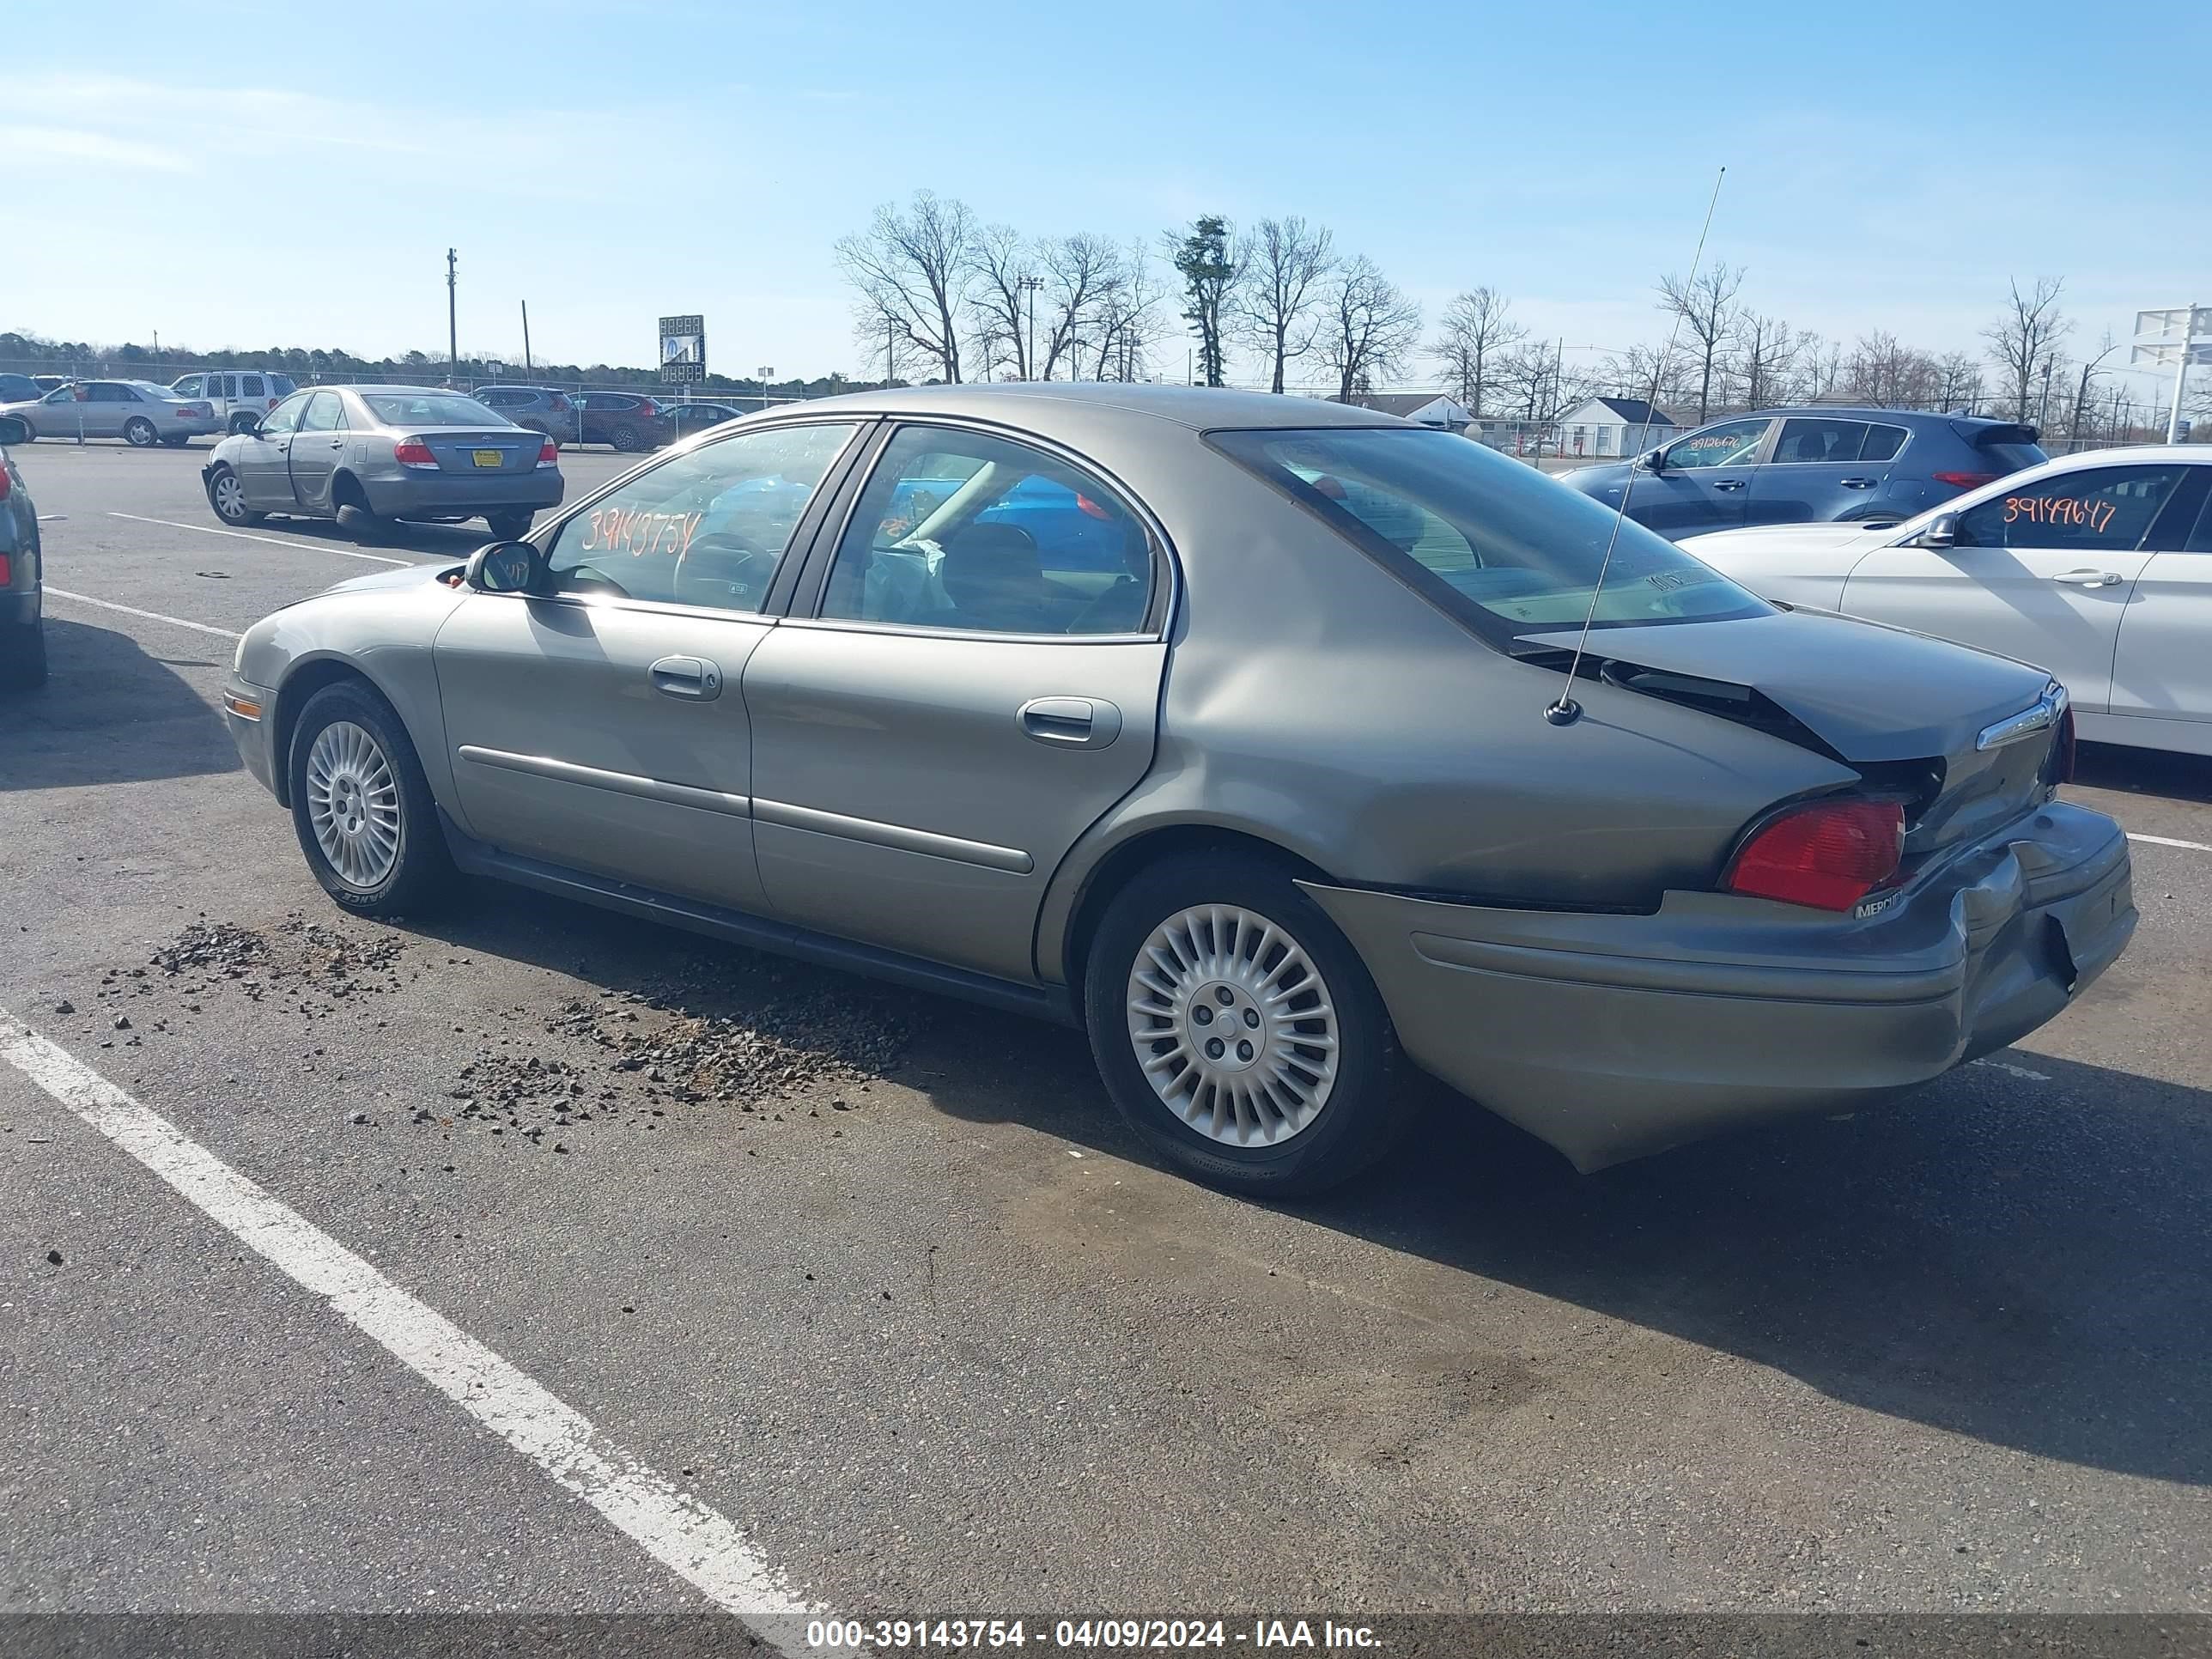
(1083, 851), (1417, 1197)
(0, 617), (47, 690)
(123, 417), (159, 447)
(206, 465), (265, 526)
(286, 680), (449, 915)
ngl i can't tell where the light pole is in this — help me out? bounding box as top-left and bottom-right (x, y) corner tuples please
(757, 365), (774, 414)
(1018, 275), (1043, 380)
(446, 249), (459, 386)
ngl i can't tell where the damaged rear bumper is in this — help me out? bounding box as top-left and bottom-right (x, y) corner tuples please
(1301, 800), (2134, 1172)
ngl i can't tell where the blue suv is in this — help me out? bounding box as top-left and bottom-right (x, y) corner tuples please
(1566, 407), (2046, 538)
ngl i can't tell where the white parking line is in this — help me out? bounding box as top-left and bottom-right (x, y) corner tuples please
(0, 1011), (828, 1648)
(2128, 832), (2212, 854)
(109, 511), (422, 568)
(43, 587), (239, 639)
(1971, 1057), (2053, 1083)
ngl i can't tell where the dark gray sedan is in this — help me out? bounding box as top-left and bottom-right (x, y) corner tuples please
(216, 385), (2133, 1194)
(201, 386), (564, 543)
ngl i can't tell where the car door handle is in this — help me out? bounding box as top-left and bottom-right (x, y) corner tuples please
(1711, 478), (1747, 490)
(649, 655), (722, 699)
(1019, 696), (1121, 749)
(2050, 569), (2123, 587)
(1838, 477), (1876, 488)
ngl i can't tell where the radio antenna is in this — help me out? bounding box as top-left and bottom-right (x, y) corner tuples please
(1546, 165), (1727, 727)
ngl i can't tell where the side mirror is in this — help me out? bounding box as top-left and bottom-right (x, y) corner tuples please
(1638, 448), (1665, 473)
(238, 416), (263, 437)
(465, 540), (544, 594)
(1910, 513), (1960, 550)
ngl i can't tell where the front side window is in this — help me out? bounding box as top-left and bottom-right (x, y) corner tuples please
(298, 392), (344, 433)
(1955, 465), (2186, 552)
(541, 422), (855, 613)
(1664, 417), (1766, 470)
(1771, 418), (1869, 465)
(1213, 426), (1770, 642)
(819, 425), (1158, 635)
(260, 393), (309, 435)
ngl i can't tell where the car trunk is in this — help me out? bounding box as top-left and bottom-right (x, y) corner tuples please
(415, 428), (543, 476)
(1516, 608), (2064, 864)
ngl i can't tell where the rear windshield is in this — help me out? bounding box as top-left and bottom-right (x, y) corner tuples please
(360, 392), (507, 427)
(1211, 427), (1771, 644)
(1967, 423), (2047, 473)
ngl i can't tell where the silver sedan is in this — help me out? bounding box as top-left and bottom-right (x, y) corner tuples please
(1681, 447), (2212, 757)
(0, 380), (218, 447)
(201, 385), (564, 543)
(217, 386), (2133, 1194)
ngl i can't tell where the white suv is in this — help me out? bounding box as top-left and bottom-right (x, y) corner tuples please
(169, 370), (299, 434)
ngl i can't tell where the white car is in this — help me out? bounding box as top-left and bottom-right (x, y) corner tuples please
(1681, 447), (2212, 757)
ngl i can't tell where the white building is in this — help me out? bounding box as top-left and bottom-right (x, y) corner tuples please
(1337, 392), (1475, 429)
(1555, 396), (1679, 459)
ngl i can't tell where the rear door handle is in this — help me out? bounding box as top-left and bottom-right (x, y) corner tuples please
(1711, 478), (1747, 491)
(649, 655), (723, 699)
(2050, 569), (2123, 587)
(1019, 696), (1122, 749)
(1838, 477), (1876, 488)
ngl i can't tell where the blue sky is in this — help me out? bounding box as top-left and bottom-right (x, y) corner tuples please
(5, 0), (2205, 400)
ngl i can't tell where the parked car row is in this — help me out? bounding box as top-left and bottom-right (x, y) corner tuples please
(0, 380), (219, 447)
(215, 383), (2133, 1199)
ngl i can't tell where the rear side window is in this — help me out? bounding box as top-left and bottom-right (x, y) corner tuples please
(1956, 465), (2185, 551)
(1214, 426), (1770, 643)
(1861, 423), (1907, 463)
(542, 422), (855, 613)
(819, 425), (1158, 635)
(270, 375), (296, 394)
(298, 392), (344, 433)
(1771, 418), (1869, 465)
(240, 374), (264, 397)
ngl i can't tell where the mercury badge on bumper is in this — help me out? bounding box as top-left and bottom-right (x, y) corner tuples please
(216, 386), (2133, 1198)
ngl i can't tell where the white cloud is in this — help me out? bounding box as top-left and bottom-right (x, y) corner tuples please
(0, 125), (192, 174)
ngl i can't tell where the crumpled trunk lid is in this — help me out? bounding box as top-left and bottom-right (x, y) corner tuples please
(1519, 607), (2064, 858)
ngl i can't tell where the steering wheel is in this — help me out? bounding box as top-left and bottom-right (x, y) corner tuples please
(560, 563), (633, 599)
(672, 532), (775, 609)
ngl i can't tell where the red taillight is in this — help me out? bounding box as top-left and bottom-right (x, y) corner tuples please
(1725, 799), (1905, 912)
(393, 437), (438, 469)
(1932, 471), (1996, 490)
(0, 552), (11, 584)
(0, 467), (10, 504)
(536, 439), (559, 467)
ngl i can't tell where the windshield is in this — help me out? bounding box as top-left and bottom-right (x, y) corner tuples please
(1212, 426), (1771, 643)
(359, 392), (507, 428)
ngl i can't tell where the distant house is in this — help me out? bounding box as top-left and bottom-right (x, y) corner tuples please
(1556, 396), (1679, 459)
(1337, 392), (1474, 429)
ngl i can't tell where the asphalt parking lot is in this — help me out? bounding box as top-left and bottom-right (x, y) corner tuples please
(3, 440), (2211, 1633)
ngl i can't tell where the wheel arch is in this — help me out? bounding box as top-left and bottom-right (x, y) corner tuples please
(267, 654), (409, 810)
(1046, 817), (1334, 1001)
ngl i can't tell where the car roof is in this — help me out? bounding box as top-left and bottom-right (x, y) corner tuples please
(784, 381), (1406, 434)
(1723, 405), (2021, 428)
(2017, 444), (2212, 473)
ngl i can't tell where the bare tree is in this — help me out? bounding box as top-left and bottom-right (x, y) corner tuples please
(1431, 288), (1525, 416)
(1090, 241), (1168, 382)
(1164, 216), (1242, 387)
(850, 298), (924, 388)
(1732, 310), (1796, 411)
(1037, 233), (1123, 381)
(1790, 330), (1844, 403)
(1656, 263), (1744, 424)
(2068, 329), (2119, 441)
(1933, 349), (1983, 411)
(1232, 216), (1334, 393)
(1841, 330), (1940, 407)
(1982, 276), (2071, 422)
(963, 222), (1037, 381)
(1319, 257), (1422, 401)
(835, 191), (978, 383)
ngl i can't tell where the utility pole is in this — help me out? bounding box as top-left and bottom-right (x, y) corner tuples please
(446, 249), (459, 386)
(885, 310), (897, 390)
(757, 365), (774, 414)
(1018, 274), (1043, 380)
(520, 300), (532, 374)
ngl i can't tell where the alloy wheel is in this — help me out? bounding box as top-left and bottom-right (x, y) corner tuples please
(304, 720), (403, 890)
(1125, 902), (1340, 1146)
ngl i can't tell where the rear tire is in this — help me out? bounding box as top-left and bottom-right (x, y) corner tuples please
(332, 477), (386, 544)
(0, 617), (47, 690)
(1083, 851), (1419, 1198)
(611, 423), (642, 453)
(286, 680), (450, 916)
(123, 417), (159, 448)
(161, 434), (190, 448)
(484, 509), (535, 539)
(206, 465), (266, 526)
